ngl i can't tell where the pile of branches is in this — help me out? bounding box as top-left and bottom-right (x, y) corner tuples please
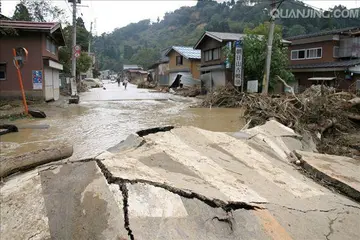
(201, 85), (245, 108)
(174, 86), (201, 97)
(137, 81), (156, 89)
(202, 83), (360, 158)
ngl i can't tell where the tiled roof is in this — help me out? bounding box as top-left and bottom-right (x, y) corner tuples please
(290, 59), (360, 69)
(286, 27), (360, 41)
(170, 46), (201, 59)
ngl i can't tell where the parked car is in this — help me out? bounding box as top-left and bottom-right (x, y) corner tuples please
(82, 78), (104, 88)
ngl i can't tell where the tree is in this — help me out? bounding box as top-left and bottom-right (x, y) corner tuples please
(12, 3), (32, 21)
(20, 0), (66, 23)
(123, 45), (134, 60)
(130, 47), (160, 69)
(76, 52), (92, 76)
(243, 23), (294, 91)
(286, 24), (306, 37)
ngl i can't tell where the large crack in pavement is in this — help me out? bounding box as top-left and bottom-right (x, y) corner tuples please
(95, 159), (260, 212)
(269, 203), (338, 213)
(118, 180), (135, 240)
(95, 158), (251, 239)
(325, 216), (338, 240)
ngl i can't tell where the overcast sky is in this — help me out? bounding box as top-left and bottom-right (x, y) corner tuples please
(1, 0), (360, 34)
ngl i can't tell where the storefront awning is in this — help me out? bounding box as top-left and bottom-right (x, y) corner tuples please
(43, 59), (63, 70)
(308, 77), (336, 81)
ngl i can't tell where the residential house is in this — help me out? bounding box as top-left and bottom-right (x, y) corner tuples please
(194, 31), (246, 90)
(164, 46), (201, 87)
(194, 31), (292, 92)
(122, 64), (145, 83)
(286, 27), (360, 92)
(148, 47), (170, 87)
(127, 69), (148, 83)
(0, 20), (65, 101)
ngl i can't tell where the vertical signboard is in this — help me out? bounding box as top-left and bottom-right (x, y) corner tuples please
(32, 70), (43, 89)
(225, 41), (232, 69)
(234, 41), (243, 87)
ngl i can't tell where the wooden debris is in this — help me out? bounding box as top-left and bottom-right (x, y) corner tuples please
(201, 85), (360, 158)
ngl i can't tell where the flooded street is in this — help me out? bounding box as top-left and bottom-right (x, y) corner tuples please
(1, 82), (244, 160)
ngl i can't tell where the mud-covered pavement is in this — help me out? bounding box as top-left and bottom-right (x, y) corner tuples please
(0, 82), (244, 160)
(1, 120), (360, 240)
(2, 82), (360, 240)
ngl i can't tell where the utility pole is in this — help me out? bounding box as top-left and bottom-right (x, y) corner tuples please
(88, 22), (92, 54)
(262, 0), (276, 94)
(87, 21), (93, 78)
(69, 0), (79, 103)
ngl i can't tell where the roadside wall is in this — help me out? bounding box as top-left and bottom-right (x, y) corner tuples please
(0, 33), (44, 100)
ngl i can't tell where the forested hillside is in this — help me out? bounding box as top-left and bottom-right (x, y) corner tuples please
(93, 0), (360, 71)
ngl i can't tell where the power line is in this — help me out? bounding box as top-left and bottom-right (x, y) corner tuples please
(64, 0), (72, 14)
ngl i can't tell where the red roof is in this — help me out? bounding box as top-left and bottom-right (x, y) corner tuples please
(0, 20), (65, 46)
(0, 20), (59, 32)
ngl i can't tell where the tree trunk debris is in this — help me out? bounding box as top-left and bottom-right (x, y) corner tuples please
(0, 143), (73, 178)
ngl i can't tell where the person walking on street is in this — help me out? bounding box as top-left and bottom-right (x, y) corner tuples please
(123, 77), (129, 90)
(117, 77), (121, 87)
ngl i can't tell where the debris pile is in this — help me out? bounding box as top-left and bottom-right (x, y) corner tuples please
(173, 86), (201, 97)
(202, 85), (360, 158)
(137, 81), (156, 89)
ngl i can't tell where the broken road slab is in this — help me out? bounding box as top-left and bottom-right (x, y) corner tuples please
(95, 124), (360, 239)
(296, 150), (360, 202)
(125, 183), (270, 240)
(1, 161), (128, 240)
(2, 121), (360, 239)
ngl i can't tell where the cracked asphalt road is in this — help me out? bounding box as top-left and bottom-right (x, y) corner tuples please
(2, 123), (360, 240)
(1, 84), (360, 239)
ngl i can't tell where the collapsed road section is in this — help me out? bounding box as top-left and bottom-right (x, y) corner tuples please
(1, 121), (360, 239)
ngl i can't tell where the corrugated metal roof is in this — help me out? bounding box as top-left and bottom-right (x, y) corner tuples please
(195, 31), (290, 49)
(194, 31), (246, 49)
(0, 20), (65, 45)
(123, 65), (142, 70)
(206, 31), (246, 41)
(0, 20), (59, 32)
(290, 59), (360, 69)
(286, 27), (360, 41)
(171, 46), (201, 59)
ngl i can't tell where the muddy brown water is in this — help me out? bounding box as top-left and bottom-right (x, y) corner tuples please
(0, 83), (245, 160)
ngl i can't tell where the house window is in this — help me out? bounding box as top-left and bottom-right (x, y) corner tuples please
(291, 48), (322, 60)
(212, 48), (220, 60)
(0, 63), (6, 80)
(307, 48), (322, 59)
(176, 55), (183, 65)
(204, 50), (212, 61)
(333, 46), (339, 58)
(298, 50), (305, 59)
(204, 48), (220, 61)
(46, 38), (56, 54)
